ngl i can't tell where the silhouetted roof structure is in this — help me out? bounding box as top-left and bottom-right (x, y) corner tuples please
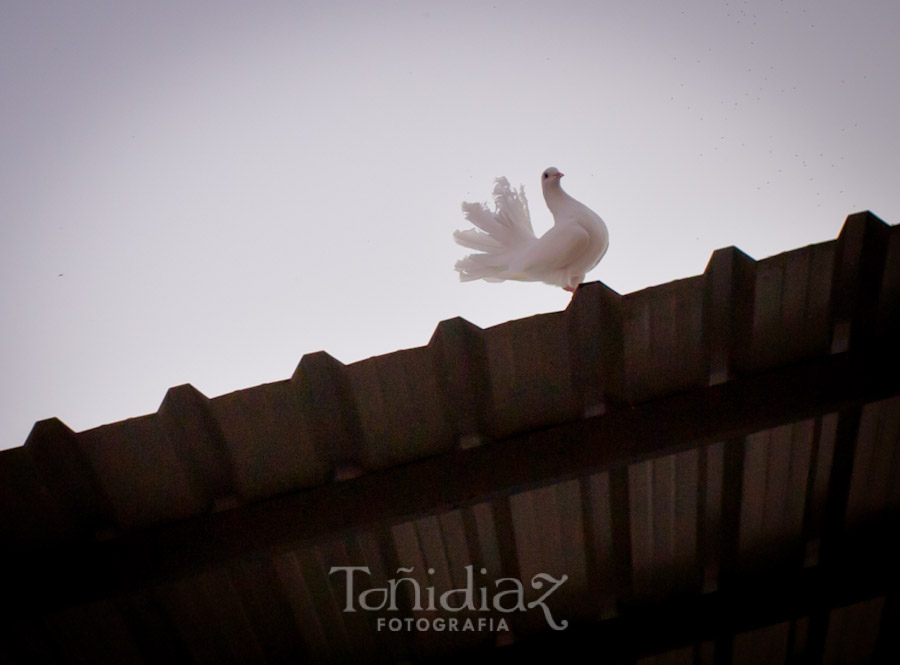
(2, 211), (899, 663)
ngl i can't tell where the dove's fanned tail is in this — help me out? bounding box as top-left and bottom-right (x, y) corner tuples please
(453, 177), (536, 282)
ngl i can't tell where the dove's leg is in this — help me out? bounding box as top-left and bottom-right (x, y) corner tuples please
(564, 274), (586, 293)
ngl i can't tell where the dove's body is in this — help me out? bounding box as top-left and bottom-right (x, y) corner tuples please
(453, 167), (608, 291)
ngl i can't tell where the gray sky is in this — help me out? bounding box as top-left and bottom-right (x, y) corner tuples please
(2, 0), (898, 450)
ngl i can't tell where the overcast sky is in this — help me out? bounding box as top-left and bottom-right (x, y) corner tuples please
(2, 1), (898, 450)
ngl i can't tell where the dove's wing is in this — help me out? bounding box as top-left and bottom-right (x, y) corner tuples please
(509, 223), (590, 276)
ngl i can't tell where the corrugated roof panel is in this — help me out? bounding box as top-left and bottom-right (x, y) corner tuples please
(830, 212), (891, 352)
(44, 601), (142, 665)
(154, 568), (266, 664)
(750, 249), (790, 356)
(739, 432), (771, 567)
(351, 528), (411, 661)
(585, 471), (618, 618)
(273, 550), (328, 661)
(746, 242), (835, 372)
(845, 396), (900, 528)
(876, 225), (900, 339)
(346, 346), (454, 469)
(510, 486), (555, 582)
(481, 311), (580, 438)
(423, 513), (486, 651)
(566, 281), (625, 411)
(555, 479), (589, 605)
(792, 617), (811, 662)
(209, 380), (328, 500)
(506, 483), (578, 633)
(0, 446), (74, 550)
(389, 519), (456, 659)
(111, 589), (196, 662)
(845, 402), (880, 530)
(622, 277), (707, 403)
(508, 479), (587, 621)
(762, 424), (796, 554)
(428, 317), (492, 446)
(636, 645), (695, 665)
(784, 420), (815, 552)
(439, 510), (497, 648)
(157, 384), (231, 506)
(732, 621), (791, 665)
(4, 216), (899, 663)
(738, 421), (813, 572)
(703, 246), (756, 385)
(697, 641), (717, 665)
(273, 546), (350, 663)
(24, 417), (112, 539)
(822, 596), (886, 665)
(699, 442), (724, 592)
(507, 488), (546, 633)
(78, 415), (206, 530)
(471, 501), (504, 579)
(3, 617), (65, 663)
(291, 351), (366, 476)
(805, 413), (839, 562)
(414, 515), (455, 601)
(314, 538), (380, 660)
(223, 557), (311, 664)
(629, 458), (656, 601)
(672, 448), (700, 591)
(629, 450), (700, 602)
(650, 455), (678, 597)
(437, 509), (474, 591)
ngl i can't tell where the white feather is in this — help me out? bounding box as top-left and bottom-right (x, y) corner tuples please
(453, 168), (609, 291)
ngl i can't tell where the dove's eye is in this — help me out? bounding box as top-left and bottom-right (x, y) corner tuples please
(543, 172), (549, 179)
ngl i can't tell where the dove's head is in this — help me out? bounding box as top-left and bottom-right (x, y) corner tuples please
(541, 167), (564, 190)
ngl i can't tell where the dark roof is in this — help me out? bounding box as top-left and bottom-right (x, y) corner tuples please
(2, 211), (899, 663)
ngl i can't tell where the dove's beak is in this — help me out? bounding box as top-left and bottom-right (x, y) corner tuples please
(556, 172), (564, 179)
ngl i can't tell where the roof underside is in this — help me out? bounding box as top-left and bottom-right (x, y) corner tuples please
(2, 211), (900, 663)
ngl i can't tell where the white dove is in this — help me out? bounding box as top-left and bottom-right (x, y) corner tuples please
(454, 167), (609, 292)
